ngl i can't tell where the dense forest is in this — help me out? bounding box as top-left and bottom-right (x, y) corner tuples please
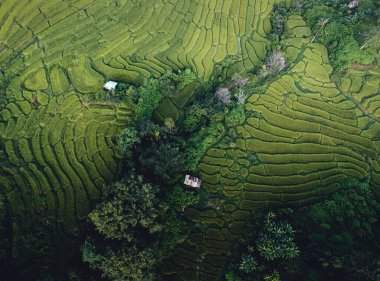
(0, 0), (379, 280)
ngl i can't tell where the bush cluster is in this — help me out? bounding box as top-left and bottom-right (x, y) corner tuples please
(302, 0), (379, 73)
(224, 180), (380, 281)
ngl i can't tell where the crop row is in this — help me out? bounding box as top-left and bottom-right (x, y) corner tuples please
(162, 14), (380, 280)
(1, 0), (277, 91)
(0, 93), (131, 231)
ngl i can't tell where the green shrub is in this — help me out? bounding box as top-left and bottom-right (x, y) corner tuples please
(135, 79), (165, 121)
(257, 212), (299, 261)
(178, 69), (196, 90)
(81, 238), (103, 267)
(0, 194), (8, 262)
(303, 4), (336, 28)
(186, 122), (225, 172)
(83, 239), (157, 281)
(157, 71), (178, 96)
(319, 21), (349, 46)
(157, 69), (196, 95)
(333, 36), (374, 71)
(88, 175), (166, 241)
(239, 254), (259, 274)
(155, 98), (179, 121)
(165, 186), (199, 212)
(225, 270), (242, 281)
(115, 83), (130, 92)
(359, 26), (380, 51)
(263, 270), (281, 281)
(225, 105), (246, 127)
(118, 127), (140, 155)
(140, 141), (186, 183)
(183, 105), (208, 132)
(303, 0), (378, 73)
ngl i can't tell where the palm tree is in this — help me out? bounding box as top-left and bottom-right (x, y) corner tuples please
(311, 18), (330, 43)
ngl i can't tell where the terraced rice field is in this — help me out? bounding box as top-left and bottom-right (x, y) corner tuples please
(0, 0), (276, 86)
(0, 0), (279, 231)
(1, 0), (379, 280)
(162, 15), (380, 280)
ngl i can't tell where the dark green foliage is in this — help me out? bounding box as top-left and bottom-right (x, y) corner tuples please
(226, 180), (380, 281)
(140, 141), (186, 183)
(280, 180), (380, 281)
(183, 105), (209, 132)
(239, 252), (260, 274)
(333, 36), (374, 72)
(159, 187), (199, 252)
(132, 117), (187, 184)
(118, 127), (140, 155)
(177, 69), (197, 90)
(135, 118), (163, 139)
(115, 83), (130, 92)
(320, 21), (348, 46)
(359, 26), (380, 51)
(306, 0), (377, 22)
(83, 175), (199, 281)
(13, 228), (55, 280)
(0, 75), (7, 109)
(135, 79), (165, 121)
(185, 122), (225, 172)
(0, 211), (97, 281)
(97, 247), (156, 281)
(225, 105), (246, 127)
(307, 181), (379, 239)
(223, 211), (299, 280)
(157, 69), (196, 96)
(171, 81), (200, 108)
(179, 59), (258, 172)
(0, 194), (9, 263)
(83, 239), (156, 281)
(263, 270), (281, 281)
(256, 212), (299, 261)
(210, 55), (243, 83)
(225, 270), (242, 281)
(165, 186), (200, 212)
(155, 98), (179, 121)
(271, 3), (288, 37)
(89, 176), (165, 241)
(83, 90), (201, 279)
(3, 223), (82, 281)
(82, 238), (103, 267)
(86, 82), (136, 105)
(0, 194), (5, 229)
(83, 174), (166, 280)
(303, 0), (378, 73)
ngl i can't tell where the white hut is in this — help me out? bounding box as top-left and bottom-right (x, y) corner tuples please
(348, 0), (359, 9)
(184, 175), (202, 188)
(103, 81), (118, 90)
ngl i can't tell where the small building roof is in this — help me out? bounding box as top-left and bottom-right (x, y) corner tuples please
(103, 81), (118, 90)
(184, 174), (202, 188)
(348, 0), (359, 9)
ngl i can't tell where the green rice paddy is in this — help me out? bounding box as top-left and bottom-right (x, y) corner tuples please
(0, 0), (280, 233)
(162, 15), (380, 280)
(0, 0), (379, 280)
